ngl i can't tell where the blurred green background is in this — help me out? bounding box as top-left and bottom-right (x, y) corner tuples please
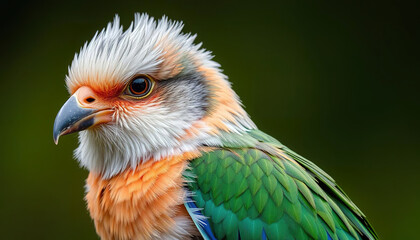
(0, 0), (418, 239)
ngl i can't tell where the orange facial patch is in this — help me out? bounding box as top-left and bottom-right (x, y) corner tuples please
(85, 151), (201, 240)
(69, 78), (163, 114)
(198, 66), (248, 135)
(68, 76), (126, 97)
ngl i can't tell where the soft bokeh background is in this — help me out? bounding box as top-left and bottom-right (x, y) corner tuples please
(1, 0), (418, 239)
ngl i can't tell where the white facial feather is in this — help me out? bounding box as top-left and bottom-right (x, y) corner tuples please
(75, 102), (222, 178)
(68, 14), (256, 178)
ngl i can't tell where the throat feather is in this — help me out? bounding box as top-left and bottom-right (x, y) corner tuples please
(85, 151), (200, 240)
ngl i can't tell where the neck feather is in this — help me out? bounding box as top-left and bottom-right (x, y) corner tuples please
(85, 151), (201, 239)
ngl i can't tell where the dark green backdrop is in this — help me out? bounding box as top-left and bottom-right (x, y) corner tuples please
(0, 0), (418, 239)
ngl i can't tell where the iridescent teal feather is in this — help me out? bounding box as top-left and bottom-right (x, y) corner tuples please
(185, 129), (377, 240)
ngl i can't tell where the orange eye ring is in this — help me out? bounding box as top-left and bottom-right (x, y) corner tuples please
(125, 75), (154, 99)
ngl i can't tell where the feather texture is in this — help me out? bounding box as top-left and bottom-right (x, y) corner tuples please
(185, 129), (378, 240)
(85, 151), (200, 240)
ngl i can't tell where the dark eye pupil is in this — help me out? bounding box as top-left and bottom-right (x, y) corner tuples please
(130, 78), (147, 94)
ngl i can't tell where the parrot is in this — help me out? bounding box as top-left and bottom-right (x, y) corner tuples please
(53, 14), (377, 240)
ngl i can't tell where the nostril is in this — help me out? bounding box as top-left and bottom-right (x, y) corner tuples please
(85, 97), (95, 103)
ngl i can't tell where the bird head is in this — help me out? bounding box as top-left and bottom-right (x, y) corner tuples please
(53, 14), (255, 178)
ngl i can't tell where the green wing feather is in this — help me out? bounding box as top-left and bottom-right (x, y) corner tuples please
(186, 129), (377, 240)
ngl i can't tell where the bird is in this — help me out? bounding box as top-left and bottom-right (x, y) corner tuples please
(53, 14), (378, 240)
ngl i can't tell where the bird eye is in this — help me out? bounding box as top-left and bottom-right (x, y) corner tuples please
(126, 75), (154, 98)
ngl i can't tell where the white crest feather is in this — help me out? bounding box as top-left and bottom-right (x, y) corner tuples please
(66, 13), (211, 89)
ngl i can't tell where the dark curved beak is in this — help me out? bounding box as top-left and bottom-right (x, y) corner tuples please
(53, 87), (113, 144)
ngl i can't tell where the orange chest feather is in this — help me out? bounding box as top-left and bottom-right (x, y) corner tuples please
(85, 152), (200, 240)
